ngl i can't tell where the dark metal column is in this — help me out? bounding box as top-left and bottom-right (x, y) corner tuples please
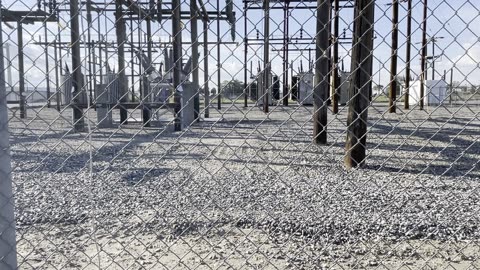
(332, 0), (340, 114)
(191, 0), (200, 120)
(263, 0), (270, 113)
(17, 22), (26, 119)
(70, 0), (85, 131)
(115, 0), (129, 124)
(404, 0), (412, 109)
(313, 0), (330, 145)
(43, 5), (51, 108)
(389, 0), (398, 113)
(282, 1), (288, 106)
(203, 20), (210, 118)
(420, 0), (428, 110)
(173, 0), (183, 131)
(216, 0), (222, 110)
(244, 0), (249, 108)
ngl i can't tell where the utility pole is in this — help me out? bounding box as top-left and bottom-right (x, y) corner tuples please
(203, 20), (210, 118)
(17, 22), (26, 119)
(332, 0), (340, 114)
(420, 0), (428, 110)
(313, 0), (330, 144)
(115, 0), (128, 124)
(345, 0), (375, 169)
(430, 36), (444, 80)
(190, 0), (200, 121)
(173, 0), (183, 131)
(389, 0), (399, 113)
(217, 0), (222, 110)
(449, 68), (454, 105)
(404, 0), (412, 109)
(70, 0), (85, 131)
(263, 0), (270, 113)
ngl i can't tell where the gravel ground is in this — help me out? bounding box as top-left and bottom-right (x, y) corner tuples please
(8, 102), (480, 269)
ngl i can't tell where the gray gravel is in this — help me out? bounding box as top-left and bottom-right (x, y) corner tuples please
(9, 103), (480, 268)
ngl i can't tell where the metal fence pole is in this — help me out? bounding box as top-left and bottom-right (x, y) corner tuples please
(0, 7), (18, 268)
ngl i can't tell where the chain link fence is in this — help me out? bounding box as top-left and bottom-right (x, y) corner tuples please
(1, 0), (480, 269)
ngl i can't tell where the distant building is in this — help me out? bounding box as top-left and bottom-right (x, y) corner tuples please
(409, 80), (448, 106)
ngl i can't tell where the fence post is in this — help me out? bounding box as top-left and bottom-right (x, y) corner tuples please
(345, 0), (375, 169)
(0, 7), (18, 268)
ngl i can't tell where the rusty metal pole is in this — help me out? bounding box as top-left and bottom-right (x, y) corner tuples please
(389, 0), (398, 113)
(313, 0), (330, 145)
(345, 0), (375, 169)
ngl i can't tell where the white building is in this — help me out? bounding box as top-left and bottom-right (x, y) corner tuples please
(409, 80), (448, 107)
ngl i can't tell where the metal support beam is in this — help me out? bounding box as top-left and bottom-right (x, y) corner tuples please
(203, 20), (210, 118)
(173, 0), (182, 131)
(115, 0), (129, 124)
(313, 0), (330, 145)
(191, 0), (200, 120)
(70, 0), (85, 131)
(216, 0), (222, 110)
(420, 0), (427, 110)
(332, 0), (340, 114)
(263, 0), (270, 113)
(17, 22), (26, 119)
(404, 0), (411, 109)
(389, 0), (398, 113)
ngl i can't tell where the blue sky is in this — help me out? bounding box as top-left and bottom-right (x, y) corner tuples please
(2, 0), (480, 92)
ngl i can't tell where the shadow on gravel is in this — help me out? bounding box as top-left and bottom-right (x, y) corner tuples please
(121, 168), (171, 186)
(366, 123), (479, 178)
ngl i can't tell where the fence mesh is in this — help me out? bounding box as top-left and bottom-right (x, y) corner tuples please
(1, 0), (480, 269)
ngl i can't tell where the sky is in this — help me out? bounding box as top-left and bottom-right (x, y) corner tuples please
(1, 0), (480, 93)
